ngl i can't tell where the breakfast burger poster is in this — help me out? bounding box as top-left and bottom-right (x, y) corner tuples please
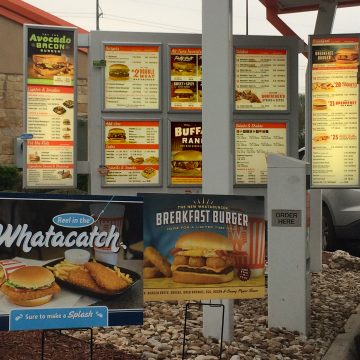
(142, 193), (265, 301)
(0, 193), (143, 331)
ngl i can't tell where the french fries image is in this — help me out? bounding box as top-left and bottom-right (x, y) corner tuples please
(143, 246), (172, 279)
(46, 260), (81, 280)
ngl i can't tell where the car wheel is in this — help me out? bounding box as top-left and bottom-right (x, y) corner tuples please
(322, 205), (336, 251)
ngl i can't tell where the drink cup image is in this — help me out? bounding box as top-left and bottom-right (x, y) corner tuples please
(90, 203), (126, 265)
(227, 217), (266, 278)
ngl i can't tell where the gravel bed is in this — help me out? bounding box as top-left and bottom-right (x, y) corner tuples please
(70, 250), (360, 360)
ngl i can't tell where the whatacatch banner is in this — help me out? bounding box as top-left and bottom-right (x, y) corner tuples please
(0, 193), (143, 331)
(142, 193), (265, 301)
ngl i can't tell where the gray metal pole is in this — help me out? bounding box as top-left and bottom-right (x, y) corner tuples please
(96, 0), (100, 30)
(202, 0), (234, 342)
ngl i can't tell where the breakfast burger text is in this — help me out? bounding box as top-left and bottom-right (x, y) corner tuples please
(0, 224), (125, 253)
(156, 209), (248, 227)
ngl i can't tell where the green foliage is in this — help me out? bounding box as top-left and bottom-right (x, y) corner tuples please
(0, 166), (21, 191)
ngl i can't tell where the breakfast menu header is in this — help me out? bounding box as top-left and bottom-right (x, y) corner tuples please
(235, 49), (288, 111)
(311, 37), (359, 187)
(104, 120), (160, 186)
(24, 26), (76, 189)
(170, 47), (202, 111)
(235, 122), (287, 185)
(104, 45), (160, 110)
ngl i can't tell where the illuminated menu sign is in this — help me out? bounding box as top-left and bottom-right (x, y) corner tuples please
(235, 122), (287, 185)
(170, 47), (202, 111)
(24, 26), (76, 188)
(235, 49), (287, 111)
(311, 37), (359, 187)
(104, 120), (160, 186)
(104, 45), (160, 110)
(170, 121), (202, 185)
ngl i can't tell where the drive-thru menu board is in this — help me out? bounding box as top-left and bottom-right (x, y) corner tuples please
(235, 49), (288, 111)
(170, 121), (202, 185)
(104, 45), (160, 110)
(311, 36), (359, 187)
(104, 120), (160, 186)
(24, 25), (76, 188)
(235, 122), (287, 185)
(170, 47), (202, 111)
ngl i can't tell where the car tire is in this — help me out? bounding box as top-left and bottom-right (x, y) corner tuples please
(322, 205), (336, 251)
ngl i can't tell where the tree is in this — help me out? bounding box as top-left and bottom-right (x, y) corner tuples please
(298, 93), (305, 148)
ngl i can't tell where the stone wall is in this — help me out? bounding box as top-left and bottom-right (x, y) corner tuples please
(0, 73), (88, 165)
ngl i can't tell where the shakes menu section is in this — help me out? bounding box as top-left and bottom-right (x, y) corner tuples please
(170, 47), (202, 111)
(311, 37), (359, 187)
(235, 122), (287, 185)
(24, 26), (76, 188)
(170, 121), (202, 185)
(235, 49), (287, 111)
(104, 120), (160, 185)
(104, 45), (160, 110)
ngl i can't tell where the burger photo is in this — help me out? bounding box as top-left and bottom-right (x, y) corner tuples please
(312, 98), (327, 111)
(108, 64), (130, 80)
(335, 48), (358, 64)
(172, 88), (195, 102)
(172, 61), (196, 76)
(171, 150), (202, 175)
(0, 266), (60, 307)
(62, 133), (71, 140)
(107, 128), (127, 143)
(171, 231), (234, 284)
(32, 54), (69, 78)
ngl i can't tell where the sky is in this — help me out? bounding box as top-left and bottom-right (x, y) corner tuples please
(23, 0), (360, 93)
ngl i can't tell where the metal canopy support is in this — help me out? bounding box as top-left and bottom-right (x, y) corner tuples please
(314, 0), (338, 34)
(201, 0), (234, 342)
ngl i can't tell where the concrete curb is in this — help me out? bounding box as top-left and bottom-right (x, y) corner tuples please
(322, 304), (360, 360)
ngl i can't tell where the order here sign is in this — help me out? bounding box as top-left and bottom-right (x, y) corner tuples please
(271, 210), (302, 227)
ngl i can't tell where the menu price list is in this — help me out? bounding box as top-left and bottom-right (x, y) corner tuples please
(104, 120), (160, 185)
(170, 48), (202, 111)
(26, 85), (74, 187)
(235, 122), (287, 185)
(235, 49), (287, 111)
(311, 37), (359, 186)
(104, 45), (160, 110)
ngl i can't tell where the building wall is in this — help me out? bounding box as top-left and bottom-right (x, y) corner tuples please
(0, 17), (88, 165)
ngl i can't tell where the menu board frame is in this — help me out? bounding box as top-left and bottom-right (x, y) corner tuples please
(233, 46), (290, 114)
(23, 24), (77, 189)
(168, 44), (202, 113)
(309, 34), (360, 189)
(233, 120), (288, 187)
(168, 119), (202, 187)
(101, 117), (162, 188)
(102, 42), (162, 112)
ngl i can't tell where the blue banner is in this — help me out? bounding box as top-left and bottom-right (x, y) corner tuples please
(9, 307), (108, 331)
